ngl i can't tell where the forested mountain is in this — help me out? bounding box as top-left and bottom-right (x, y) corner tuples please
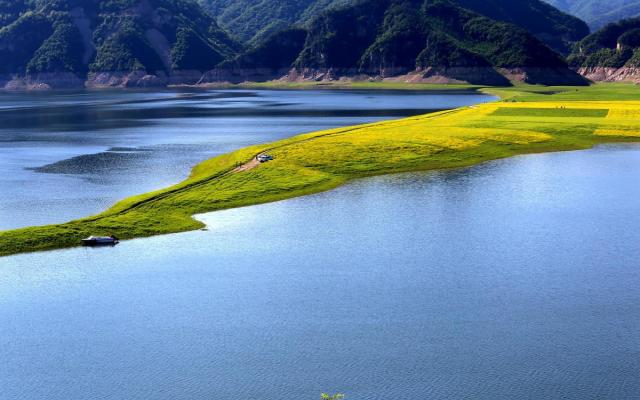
(455, 0), (588, 53)
(203, 0), (588, 52)
(0, 0), (592, 88)
(0, 0), (240, 88)
(210, 0), (586, 86)
(567, 17), (640, 82)
(545, 0), (640, 29)
(199, 0), (349, 43)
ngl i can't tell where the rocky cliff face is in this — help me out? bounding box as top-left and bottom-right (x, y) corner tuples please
(578, 66), (640, 83)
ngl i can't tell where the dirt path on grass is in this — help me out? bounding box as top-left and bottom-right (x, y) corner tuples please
(80, 109), (462, 226)
(233, 156), (261, 172)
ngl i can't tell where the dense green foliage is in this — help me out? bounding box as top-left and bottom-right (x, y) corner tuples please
(220, 28), (308, 69)
(199, 0), (349, 43)
(456, 0), (588, 54)
(422, 1), (568, 68)
(0, 0), (239, 79)
(171, 26), (227, 70)
(283, 0), (581, 85)
(0, 12), (53, 74)
(416, 32), (489, 68)
(27, 22), (85, 74)
(202, 0), (587, 51)
(545, 0), (640, 30)
(90, 18), (166, 73)
(295, 0), (388, 69)
(569, 17), (640, 67)
(0, 0), (592, 84)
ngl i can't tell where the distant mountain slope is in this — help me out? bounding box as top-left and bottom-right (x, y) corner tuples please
(199, 0), (349, 43)
(568, 17), (640, 82)
(545, 0), (640, 29)
(202, 0), (588, 51)
(0, 0), (240, 88)
(208, 0), (586, 86)
(569, 17), (640, 66)
(455, 0), (589, 53)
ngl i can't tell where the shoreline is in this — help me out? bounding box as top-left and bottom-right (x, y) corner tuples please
(2, 83), (640, 257)
(0, 80), (488, 94)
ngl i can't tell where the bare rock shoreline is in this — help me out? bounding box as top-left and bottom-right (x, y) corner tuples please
(0, 70), (204, 91)
(4, 66), (636, 91)
(578, 67), (640, 84)
(197, 66), (588, 87)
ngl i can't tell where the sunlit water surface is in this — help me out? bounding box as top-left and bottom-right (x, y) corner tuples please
(0, 89), (492, 229)
(1, 144), (640, 400)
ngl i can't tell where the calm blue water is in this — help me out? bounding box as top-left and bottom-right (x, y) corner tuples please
(0, 89), (492, 229)
(1, 144), (640, 400)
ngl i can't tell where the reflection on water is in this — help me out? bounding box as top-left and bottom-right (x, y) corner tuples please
(1, 145), (639, 400)
(0, 89), (493, 229)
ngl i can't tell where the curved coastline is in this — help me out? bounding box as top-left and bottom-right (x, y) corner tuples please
(2, 83), (640, 257)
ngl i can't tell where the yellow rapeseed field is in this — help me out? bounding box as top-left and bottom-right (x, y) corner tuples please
(2, 84), (640, 256)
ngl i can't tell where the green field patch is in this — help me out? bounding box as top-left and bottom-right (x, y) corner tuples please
(491, 107), (609, 118)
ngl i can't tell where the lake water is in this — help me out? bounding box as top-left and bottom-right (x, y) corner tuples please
(1, 143), (640, 400)
(0, 89), (492, 229)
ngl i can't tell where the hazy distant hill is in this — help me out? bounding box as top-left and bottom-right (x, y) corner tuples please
(0, 0), (240, 88)
(545, 0), (640, 29)
(209, 0), (586, 86)
(203, 0), (588, 52)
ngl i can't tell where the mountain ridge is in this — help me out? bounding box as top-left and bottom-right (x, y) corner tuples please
(0, 0), (240, 89)
(202, 0), (589, 53)
(205, 0), (587, 86)
(0, 0), (590, 88)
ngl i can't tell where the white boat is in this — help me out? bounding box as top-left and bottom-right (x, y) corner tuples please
(81, 235), (119, 246)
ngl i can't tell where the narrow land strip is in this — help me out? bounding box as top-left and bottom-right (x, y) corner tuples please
(2, 83), (640, 257)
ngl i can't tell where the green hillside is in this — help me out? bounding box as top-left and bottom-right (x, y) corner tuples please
(266, 0), (585, 85)
(203, 0), (588, 51)
(455, 0), (588, 53)
(199, 0), (349, 43)
(568, 17), (640, 67)
(219, 28), (308, 70)
(0, 0), (592, 86)
(545, 0), (640, 29)
(0, 0), (239, 86)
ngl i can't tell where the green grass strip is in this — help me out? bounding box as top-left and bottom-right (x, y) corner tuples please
(491, 107), (609, 118)
(2, 83), (640, 257)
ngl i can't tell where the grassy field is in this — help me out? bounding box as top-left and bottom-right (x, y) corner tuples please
(2, 83), (640, 257)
